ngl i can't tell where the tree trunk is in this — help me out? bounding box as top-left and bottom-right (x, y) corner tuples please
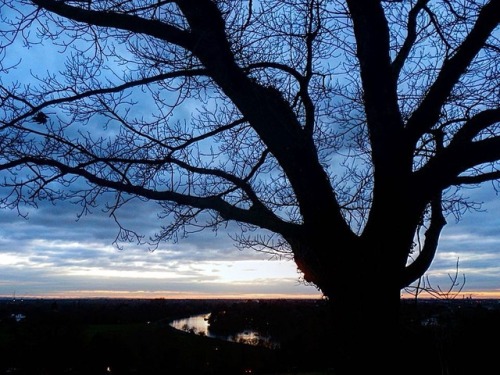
(327, 284), (402, 374)
(290, 225), (412, 373)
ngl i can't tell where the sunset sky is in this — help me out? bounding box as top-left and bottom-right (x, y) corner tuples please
(0, 194), (322, 299)
(1, 2), (500, 300)
(2, 180), (500, 300)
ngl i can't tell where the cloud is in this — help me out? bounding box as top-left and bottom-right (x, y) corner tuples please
(2, 170), (500, 299)
(0, 195), (318, 298)
(1, 3), (499, 300)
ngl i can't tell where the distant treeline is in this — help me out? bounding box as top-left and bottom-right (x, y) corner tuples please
(1, 298), (500, 374)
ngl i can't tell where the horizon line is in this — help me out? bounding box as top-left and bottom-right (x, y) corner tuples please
(3, 289), (500, 300)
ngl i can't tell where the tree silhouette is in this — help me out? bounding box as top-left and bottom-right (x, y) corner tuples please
(0, 0), (499, 372)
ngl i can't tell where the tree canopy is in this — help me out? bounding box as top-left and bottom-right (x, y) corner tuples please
(1, 0), (499, 293)
(1, 0), (499, 294)
(1, 0), (499, 372)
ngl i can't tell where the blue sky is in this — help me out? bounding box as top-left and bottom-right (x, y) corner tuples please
(1, 175), (500, 299)
(0, 4), (320, 299)
(0, 193), (322, 299)
(1, 2), (500, 300)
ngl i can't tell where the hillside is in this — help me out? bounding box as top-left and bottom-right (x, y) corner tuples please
(1, 298), (499, 374)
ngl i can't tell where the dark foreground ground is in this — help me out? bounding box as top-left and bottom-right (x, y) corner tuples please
(1, 297), (499, 374)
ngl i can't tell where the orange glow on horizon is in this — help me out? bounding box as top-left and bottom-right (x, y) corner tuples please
(5, 289), (500, 300)
(401, 290), (500, 300)
(1, 290), (323, 300)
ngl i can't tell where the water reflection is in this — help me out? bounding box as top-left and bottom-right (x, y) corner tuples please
(169, 313), (279, 349)
(170, 313), (211, 336)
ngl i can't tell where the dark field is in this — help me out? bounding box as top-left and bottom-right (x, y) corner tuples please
(1, 298), (500, 374)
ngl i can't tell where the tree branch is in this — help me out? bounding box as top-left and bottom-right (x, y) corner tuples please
(450, 108), (500, 145)
(415, 133), (500, 195)
(31, 0), (193, 48)
(454, 171), (500, 185)
(0, 156), (298, 237)
(401, 196), (446, 288)
(347, 0), (401, 130)
(391, 0), (429, 79)
(1, 69), (207, 127)
(406, 0), (500, 141)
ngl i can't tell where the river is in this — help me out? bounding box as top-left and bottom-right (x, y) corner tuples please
(169, 313), (279, 349)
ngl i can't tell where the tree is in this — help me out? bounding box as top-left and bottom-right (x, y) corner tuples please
(0, 0), (499, 372)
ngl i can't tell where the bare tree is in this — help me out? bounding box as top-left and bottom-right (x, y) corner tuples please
(0, 0), (499, 372)
(405, 258), (466, 300)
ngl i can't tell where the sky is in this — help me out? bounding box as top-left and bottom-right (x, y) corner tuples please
(1, 3), (500, 300)
(0, 193), (323, 299)
(3, 182), (500, 300)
